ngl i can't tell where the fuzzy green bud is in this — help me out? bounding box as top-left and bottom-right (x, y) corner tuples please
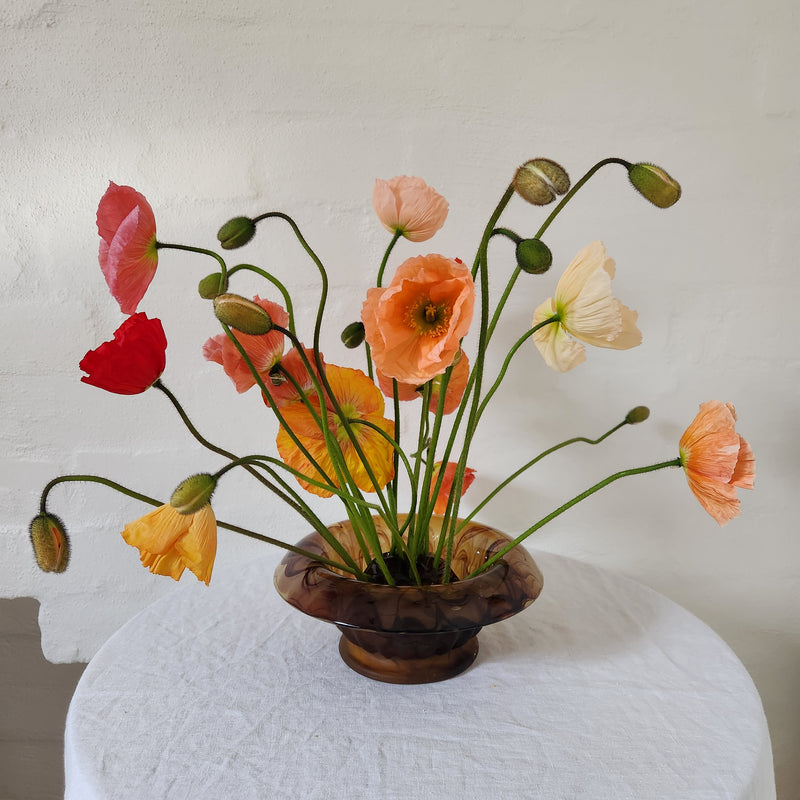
(29, 513), (70, 573)
(341, 321), (366, 349)
(513, 159), (571, 205)
(214, 293), (273, 335)
(217, 216), (256, 249)
(627, 164), (681, 208)
(170, 474), (217, 515)
(198, 272), (228, 299)
(625, 406), (651, 425)
(516, 238), (552, 274)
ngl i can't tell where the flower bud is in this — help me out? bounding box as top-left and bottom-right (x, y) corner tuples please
(217, 216), (256, 249)
(198, 272), (228, 299)
(170, 474), (217, 515)
(625, 406), (651, 425)
(29, 513), (70, 573)
(516, 238), (552, 274)
(513, 159), (571, 205)
(627, 163), (681, 208)
(214, 294), (273, 335)
(341, 321), (366, 349)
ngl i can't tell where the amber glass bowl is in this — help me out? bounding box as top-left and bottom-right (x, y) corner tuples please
(274, 516), (543, 684)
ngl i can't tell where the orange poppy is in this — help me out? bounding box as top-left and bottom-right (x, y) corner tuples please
(276, 365), (395, 497)
(679, 401), (755, 525)
(362, 254), (474, 385)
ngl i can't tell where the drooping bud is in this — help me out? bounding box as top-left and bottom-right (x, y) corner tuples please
(625, 406), (651, 425)
(213, 294), (273, 335)
(198, 272), (228, 299)
(627, 164), (681, 208)
(29, 513), (70, 573)
(516, 238), (552, 274)
(170, 474), (217, 515)
(513, 159), (571, 205)
(217, 216), (256, 249)
(341, 321), (366, 349)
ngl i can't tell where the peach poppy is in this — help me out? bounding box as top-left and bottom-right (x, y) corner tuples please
(122, 503), (217, 584)
(97, 182), (158, 314)
(203, 297), (289, 392)
(679, 401), (755, 525)
(430, 462), (476, 515)
(362, 254), (475, 385)
(532, 241), (641, 372)
(276, 365), (395, 498)
(372, 176), (449, 242)
(376, 350), (469, 415)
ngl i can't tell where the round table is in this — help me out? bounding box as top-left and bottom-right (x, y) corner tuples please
(64, 550), (775, 799)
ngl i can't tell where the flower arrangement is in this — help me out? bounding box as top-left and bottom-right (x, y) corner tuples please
(29, 158), (755, 589)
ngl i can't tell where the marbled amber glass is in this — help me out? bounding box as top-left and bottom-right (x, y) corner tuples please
(274, 517), (543, 684)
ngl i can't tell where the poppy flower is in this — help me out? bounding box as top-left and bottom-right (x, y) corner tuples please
(97, 182), (158, 314)
(276, 365), (395, 497)
(362, 254), (475, 385)
(202, 297), (289, 393)
(430, 462), (476, 515)
(79, 313), (167, 394)
(532, 241), (641, 372)
(679, 401), (755, 525)
(372, 176), (449, 242)
(122, 503), (217, 585)
(376, 350), (470, 415)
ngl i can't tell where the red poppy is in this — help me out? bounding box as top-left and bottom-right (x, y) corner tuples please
(80, 313), (167, 394)
(97, 182), (158, 314)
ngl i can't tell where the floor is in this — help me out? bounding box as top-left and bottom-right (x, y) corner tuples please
(0, 597), (86, 800)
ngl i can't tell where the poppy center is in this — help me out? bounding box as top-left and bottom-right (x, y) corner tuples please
(404, 296), (452, 337)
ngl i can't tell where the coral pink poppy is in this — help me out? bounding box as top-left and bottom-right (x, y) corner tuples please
(376, 350), (470, 415)
(362, 254), (475, 385)
(679, 401), (755, 525)
(532, 241), (641, 372)
(122, 503), (217, 584)
(430, 462), (476, 515)
(203, 297), (289, 392)
(276, 365), (395, 498)
(373, 176), (449, 242)
(97, 182), (159, 314)
(80, 313), (167, 394)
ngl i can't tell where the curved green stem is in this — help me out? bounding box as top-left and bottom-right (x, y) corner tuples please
(156, 241), (228, 285)
(376, 229), (403, 287)
(465, 458), (682, 578)
(227, 264), (296, 337)
(40, 475), (161, 514)
(476, 315), (559, 423)
(457, 418), (631, 530)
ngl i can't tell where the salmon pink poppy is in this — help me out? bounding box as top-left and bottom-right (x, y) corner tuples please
(122, 503), (217, 584)
(532, 241), (641, 372)
(97, 182), (158, 314)
(203, 297), (289, 392)
(276, 365), (395, 498)
(679, 401), (755, 525)
(362, 254), (475, 385)
(79, 313), (167, 394)
(373, 176), (449, 242)
(430, 462), (476, 515)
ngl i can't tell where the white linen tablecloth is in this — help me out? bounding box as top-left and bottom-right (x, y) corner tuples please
(64, 550), (775, 799)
